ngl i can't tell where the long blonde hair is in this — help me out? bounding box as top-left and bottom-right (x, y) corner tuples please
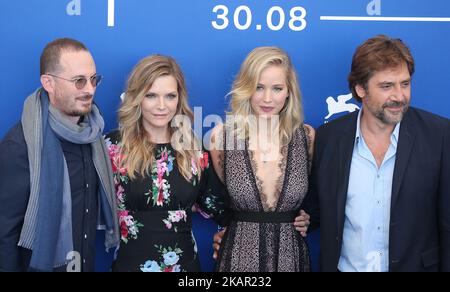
(228, 46), (304, 146)
(118, 55), (202, 181)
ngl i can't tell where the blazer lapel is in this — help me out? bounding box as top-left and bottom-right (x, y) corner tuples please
(391, 112), (415, 210)
(336, 114), (358, 242)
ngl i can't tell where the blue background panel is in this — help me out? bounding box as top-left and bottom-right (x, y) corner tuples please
(1, 0), (449, 271)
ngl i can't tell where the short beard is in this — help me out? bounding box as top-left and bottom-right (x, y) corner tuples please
(68, 103), (92, 117)
(67, 94), (94, 117)
(67, 109), (90, 117)
(374, 100), (409, 125)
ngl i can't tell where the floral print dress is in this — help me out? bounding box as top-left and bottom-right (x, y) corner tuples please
(106, 131), (228, 272)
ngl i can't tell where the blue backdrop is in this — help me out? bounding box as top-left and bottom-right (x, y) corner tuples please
(1, 0), (449, 272)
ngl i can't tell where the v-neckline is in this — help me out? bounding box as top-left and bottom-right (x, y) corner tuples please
(244, 138), (292, 212)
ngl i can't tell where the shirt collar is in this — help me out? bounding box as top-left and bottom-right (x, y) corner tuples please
(355, 108), (401, 148)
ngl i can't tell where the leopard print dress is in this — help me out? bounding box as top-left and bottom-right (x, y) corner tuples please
(216, 126), (310, 272)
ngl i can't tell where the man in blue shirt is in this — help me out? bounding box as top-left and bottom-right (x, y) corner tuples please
(303, 35), (450, 272)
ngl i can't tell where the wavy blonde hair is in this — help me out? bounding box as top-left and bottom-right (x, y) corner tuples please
(118, 55), (202, 181)
(228, 46), (304, 146)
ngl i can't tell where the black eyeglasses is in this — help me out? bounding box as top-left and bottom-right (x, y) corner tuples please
(46, 73), (103, 90)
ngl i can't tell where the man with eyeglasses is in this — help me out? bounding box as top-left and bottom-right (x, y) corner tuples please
(0, 38), (120, 272)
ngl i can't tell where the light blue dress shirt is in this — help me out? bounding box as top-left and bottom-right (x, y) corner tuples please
(338, 109), (400, 272)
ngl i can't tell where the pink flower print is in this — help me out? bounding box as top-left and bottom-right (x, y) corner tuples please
(175, 210), (186, 221)
(191, 158), (198, 176)
(157, 188), (165, 206)
(163, 210), (187, 231)
(200, 152), (209, 170)
(120, 221), (129, 239)
(116, 185), (125, 202)
(119, 166), (127, 176)
(147, 147), (174, 207)
(163, 266), (174, 272)
(118, 210), (129, 219)
(160, 151), (168, 162)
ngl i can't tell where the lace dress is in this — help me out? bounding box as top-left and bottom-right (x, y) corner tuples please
(216, 127), (310, 272)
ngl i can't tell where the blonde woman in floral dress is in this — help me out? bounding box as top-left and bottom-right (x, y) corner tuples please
(106, 55), (228, 272)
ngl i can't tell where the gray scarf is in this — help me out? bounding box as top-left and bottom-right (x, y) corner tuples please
(20, 88), (119, 270)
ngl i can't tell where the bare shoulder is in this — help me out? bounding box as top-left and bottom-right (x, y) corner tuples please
(303, 124), (316, 143)
(210, 124), (225, 149)
(303, 124), (316, 164)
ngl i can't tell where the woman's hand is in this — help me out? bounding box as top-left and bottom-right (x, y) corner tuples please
(212, 228), (226, 260)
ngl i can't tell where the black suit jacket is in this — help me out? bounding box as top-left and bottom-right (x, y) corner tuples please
(303, 107), (450, 272)
(0, 123), (99, 272)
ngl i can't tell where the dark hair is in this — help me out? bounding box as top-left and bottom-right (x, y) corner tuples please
(348, 35), (415, 102)
(40, 38), (88, 75)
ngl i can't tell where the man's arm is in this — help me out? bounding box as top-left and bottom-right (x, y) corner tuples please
(300, 127), (321, 231)
(0, 137), (30, 272)
(440, 121), (450, 272)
